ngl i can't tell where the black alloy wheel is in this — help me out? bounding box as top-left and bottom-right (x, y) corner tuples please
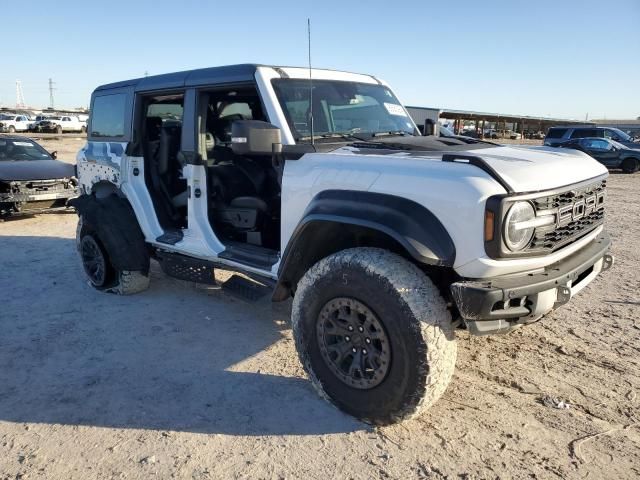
(316, 297), (391, 390)
(80, 234), (108, 287)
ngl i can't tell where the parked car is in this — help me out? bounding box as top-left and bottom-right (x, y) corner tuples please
(36, 116), (86, 134)
(0, 114), (35, 133)
(544, 126), (640, 148)
(0, 135), (78, 217)
(71, 64), (612, 425)
(557, 137), (640, 173)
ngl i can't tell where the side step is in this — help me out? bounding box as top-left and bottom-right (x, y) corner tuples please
(157, 251), (217, 285)
(220, 274), (272, 302)
(156, 229), (184, 245)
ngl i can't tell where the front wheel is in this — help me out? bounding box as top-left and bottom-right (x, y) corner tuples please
(8, 126), (15, 133)
(56, 125), (62, 134)
(76, 217), (150, 295)
(291, 248), (457, 425)
(622, 157), (639, 174)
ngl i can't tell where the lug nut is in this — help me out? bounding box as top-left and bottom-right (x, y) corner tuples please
(345, 336), (351, 342)
(362, 349), (367, 355)
(365, 338), (371, 344)
(358, 326), (364, 333)
(352, 347), (357, 353)
(348, 325), (354, 332)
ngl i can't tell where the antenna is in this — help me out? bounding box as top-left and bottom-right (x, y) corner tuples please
(307, 18), (314, 145)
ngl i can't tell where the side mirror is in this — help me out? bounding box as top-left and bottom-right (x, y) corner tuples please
(50, 151), (58, 159)
(230, 120), (282, 156)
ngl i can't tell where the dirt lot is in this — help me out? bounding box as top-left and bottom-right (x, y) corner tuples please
(0, 138), (638, 479)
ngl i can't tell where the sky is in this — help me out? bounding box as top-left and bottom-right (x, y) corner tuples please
(1, 0), (638, 120)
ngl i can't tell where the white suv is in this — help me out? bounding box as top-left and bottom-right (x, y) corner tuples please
(71, 64), (613, 425)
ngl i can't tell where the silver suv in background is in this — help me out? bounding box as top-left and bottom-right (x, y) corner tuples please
(544, 126), (640, 148)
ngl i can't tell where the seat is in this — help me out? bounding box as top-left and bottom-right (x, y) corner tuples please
(157, 124), (188, 208)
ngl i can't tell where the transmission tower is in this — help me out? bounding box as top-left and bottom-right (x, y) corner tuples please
(48, 78), (56, 109)
(15, 80), (26, 108)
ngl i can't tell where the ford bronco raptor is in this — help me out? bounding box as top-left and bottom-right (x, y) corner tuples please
(71, 64), (613, 425)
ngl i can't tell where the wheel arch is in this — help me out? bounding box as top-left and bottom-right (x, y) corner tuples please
(70, 193), (149, 273)
(273, 190), (456, 301)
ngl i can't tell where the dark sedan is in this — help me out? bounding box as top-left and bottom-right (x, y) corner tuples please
(0, 136), (78, 217)
(557, 137), (640, 173)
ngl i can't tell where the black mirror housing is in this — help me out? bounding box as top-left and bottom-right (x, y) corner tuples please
(231, 120), (282, 156)
(50, 151), (58, 159)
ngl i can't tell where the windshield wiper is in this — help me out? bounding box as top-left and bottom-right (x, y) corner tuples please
(371, 130), (414, 138)
(297, 132), (370, 142)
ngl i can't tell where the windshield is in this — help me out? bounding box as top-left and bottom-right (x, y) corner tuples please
(610, 139), (627, 150)
(605, 128), (631, 142)
(272, 79), (417, 141)
(439, 125), (456, 137)
(0, 138), (52, 161)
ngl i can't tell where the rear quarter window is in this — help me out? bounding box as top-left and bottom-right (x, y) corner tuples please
(546, 128), (568, 139)
(90, 93), (127, 138)
(570, 128), (600, 139)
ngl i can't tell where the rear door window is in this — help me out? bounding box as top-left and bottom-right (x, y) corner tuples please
(570, 128), (600, 139)
(90, 93), (127, 138)
(546, 128), (568, 139)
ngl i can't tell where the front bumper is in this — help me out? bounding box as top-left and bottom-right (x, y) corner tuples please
(0, 181), (78, 216)
(450, 232), (613, 335)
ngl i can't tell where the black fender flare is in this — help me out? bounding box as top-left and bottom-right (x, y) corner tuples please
(70, 194), (150, 273)
(274, 190), (456, 300)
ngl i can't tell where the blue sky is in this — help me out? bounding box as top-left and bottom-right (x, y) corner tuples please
(2, 0), (638, 119)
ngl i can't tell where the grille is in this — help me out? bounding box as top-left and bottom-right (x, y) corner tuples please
(527, 179), (606, 253)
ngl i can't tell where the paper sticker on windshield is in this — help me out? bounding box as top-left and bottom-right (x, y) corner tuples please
(384, 103), (407, 117)
(13, 142), (34, 147)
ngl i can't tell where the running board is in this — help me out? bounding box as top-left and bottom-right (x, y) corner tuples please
(157, 251), (217, 285)
(156, 229), (184, 245)
(221, 274), (272, 302)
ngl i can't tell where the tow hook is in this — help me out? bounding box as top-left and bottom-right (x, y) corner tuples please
(601, 254), (614, 271)
(556, 286), (572, 306)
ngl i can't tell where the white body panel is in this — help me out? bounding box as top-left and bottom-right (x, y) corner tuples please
(76, 65), (610, 285)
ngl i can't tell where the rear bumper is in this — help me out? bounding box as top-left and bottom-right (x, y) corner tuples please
(450, 232), (613, 335)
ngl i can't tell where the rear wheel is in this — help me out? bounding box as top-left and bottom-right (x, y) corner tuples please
(76, 217), (150, 295)
(622, 157), (639, 174)
(292, 248), (457, 425)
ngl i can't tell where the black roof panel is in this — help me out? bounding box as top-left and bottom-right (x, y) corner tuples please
(94, 64), (259, 93)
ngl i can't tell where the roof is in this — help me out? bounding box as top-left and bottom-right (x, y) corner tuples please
(94, 64), (380, 94)
(95, 63), (259, 92)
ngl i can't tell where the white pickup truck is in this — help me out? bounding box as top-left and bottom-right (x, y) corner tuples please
(0, 114), (34, 133)
(36, 115), (86, 133)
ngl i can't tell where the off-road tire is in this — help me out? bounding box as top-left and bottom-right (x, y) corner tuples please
(76, 217), (150, 295)
(291, 247), (457, 425)
(622, 157), (639, 174)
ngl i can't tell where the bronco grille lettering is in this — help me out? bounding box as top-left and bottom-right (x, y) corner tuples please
(557, 191), (605, 227)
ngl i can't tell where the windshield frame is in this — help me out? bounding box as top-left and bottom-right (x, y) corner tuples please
(271, 78), (418, 143)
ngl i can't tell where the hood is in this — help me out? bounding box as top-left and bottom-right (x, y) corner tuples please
(0, 160), (75, 181)
(457, 145), (608, 192)
(345, 136), (608, 192)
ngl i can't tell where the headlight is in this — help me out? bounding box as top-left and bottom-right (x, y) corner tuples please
(504, 201), (535, 251)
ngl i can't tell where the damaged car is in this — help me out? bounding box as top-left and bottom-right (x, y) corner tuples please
(0, 135), (78, 218)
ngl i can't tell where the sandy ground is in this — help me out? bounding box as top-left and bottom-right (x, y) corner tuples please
(0, 138), (638, 479)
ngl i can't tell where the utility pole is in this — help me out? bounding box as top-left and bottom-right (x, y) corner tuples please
(15, 80), (26, 108)
(48, 78), (56, 109)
